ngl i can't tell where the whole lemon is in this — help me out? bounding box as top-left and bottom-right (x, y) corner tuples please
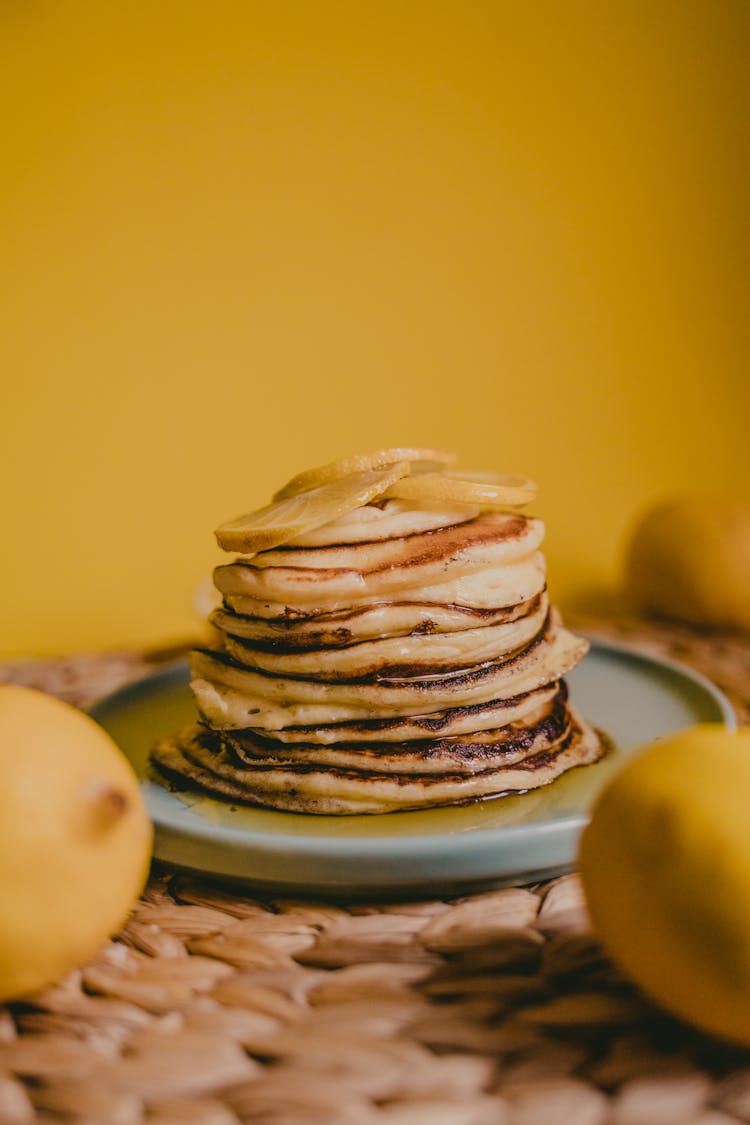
(624, 497), (750, 631)
(580, 725), (750, 1046)
(0, 685), (152, 1001)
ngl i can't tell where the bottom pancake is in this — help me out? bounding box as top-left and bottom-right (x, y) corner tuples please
(151, 708), (604, 815)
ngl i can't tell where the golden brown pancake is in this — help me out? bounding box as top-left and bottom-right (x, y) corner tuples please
(220, 684), (571, 775)
(151, 498), (602, 814)
(287, 498), (480, 546)
(213, 512), (545, 606)
(151, 707), (602, 814)
(216, 581), (545, 648)
(218, 595), (549, 679)
(188, 614), (587, 730)
(223, 556), (547, 620)
(228, 683), (563, 744)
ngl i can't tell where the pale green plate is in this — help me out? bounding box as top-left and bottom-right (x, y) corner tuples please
(90, 638), (734, 898)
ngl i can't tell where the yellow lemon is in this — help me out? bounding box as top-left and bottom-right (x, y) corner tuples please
(0, 685), (152, 1001)
(580, 724), (750, 1046)
(624, 497), (750, 631)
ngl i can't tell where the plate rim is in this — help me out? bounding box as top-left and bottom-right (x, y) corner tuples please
(576, 631), (736, 728)
(89, 633), (736, 863)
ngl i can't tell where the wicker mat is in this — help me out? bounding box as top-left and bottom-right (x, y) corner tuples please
(1, 618), (750, 1125)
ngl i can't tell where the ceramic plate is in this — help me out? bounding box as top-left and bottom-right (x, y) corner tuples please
(90, 638), (734, 898)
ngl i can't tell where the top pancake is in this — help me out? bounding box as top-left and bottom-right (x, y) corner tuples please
(286, 498), (480, 545)
(214, 511), (545, 607)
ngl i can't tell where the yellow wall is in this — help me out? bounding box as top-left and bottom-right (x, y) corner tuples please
(2, 1), (749, 655)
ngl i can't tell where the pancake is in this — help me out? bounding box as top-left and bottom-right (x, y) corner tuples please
(189, 615), (587, 730)
(227, 683), (564, 744)
(218, 569), (546, 649)
(221, 686), (571, 775)
(247, 511), (538, 571)
(214, 513), (545, 606)
(223, 555), (547, 621)
(151, 707), (602, 814)
(218, 594), (549, 678)
(287, 498), (480, 546)
(150, 469), (602, 815)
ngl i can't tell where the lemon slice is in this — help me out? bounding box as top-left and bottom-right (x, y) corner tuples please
(444, 471), (521, 485)
(215, 463), (411, 555)
(382, 472), (537, 509)
(273, 447), (456, 500)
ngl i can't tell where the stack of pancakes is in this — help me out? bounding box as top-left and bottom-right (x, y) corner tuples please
(152, 496), (603, 813)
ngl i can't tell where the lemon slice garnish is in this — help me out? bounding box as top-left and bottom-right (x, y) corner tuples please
(215, 463), (411, 555)
(382, 472), (537, 509)
(273, 447), (456, 501)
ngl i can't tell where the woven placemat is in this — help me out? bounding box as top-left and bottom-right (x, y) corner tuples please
(1, 619), (749, 1125)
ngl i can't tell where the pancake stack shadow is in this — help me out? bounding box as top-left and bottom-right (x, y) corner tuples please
(152, 497), (603, 813)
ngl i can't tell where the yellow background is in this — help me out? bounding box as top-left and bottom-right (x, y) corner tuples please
(2, 1), (749, 656)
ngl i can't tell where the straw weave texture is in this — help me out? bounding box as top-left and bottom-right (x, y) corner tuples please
(1, 616), (749, 1124)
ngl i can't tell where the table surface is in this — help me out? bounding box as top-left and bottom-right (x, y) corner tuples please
(1, 614), (749, 1125)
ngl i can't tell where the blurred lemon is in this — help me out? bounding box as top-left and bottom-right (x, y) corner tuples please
(624, 497), (750, 631)
(580, 724), (750, 1046)
(0, 685), (152, 1001)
